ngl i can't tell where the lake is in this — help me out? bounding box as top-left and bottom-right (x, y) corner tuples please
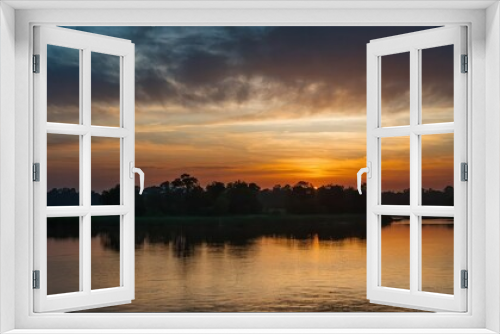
(46, 215), (454, 312)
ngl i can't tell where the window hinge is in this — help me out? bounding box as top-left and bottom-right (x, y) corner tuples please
(461, 270), (468, 289)
(461, 54), (468, 73)
(33, 270), (40, 289)
(33, 54), (40, 73)
(461, 162), (468, 182)
(33, 163), (40, 182)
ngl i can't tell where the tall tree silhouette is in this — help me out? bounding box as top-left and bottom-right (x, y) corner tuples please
(317, 185), (346, 214)
(101, 184), (120, 205)
(226, 180), (261, 214)
(287, 181), (317, 214)
(206, 181), (228, 215)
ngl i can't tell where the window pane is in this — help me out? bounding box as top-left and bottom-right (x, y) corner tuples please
(92, 52), (120, 127)
(421, 217), (454, 294)
(47, 217), (80, 295)
(47, 134), (79, 206)
(381, 137), (410, 205)
(421, 45), (454, 124)
(381, 216), (410, 290)
(421, 133), (454, 206)
(91, 137), (121, 205)
(91, 216), (121, 290)
(381, 52), (410, 127)
(47, 45), (80, 124)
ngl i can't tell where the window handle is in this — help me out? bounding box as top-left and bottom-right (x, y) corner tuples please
(129, 162), (145, 195)
(357, 162), (371, 195)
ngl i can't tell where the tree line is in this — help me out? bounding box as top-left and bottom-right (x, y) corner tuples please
(47, 173), (453, 216)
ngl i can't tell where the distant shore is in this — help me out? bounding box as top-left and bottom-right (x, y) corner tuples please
(135, 213), (367, 224)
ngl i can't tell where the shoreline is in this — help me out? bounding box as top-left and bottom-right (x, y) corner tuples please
(135, 213), (367, 224)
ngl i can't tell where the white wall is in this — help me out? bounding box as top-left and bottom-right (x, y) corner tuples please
(7, 5), (492, 331)
(0, 2), (16, 333)
(486, 2), (500, 333)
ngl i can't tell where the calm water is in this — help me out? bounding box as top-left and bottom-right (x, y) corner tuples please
(47, 216), (453, 312)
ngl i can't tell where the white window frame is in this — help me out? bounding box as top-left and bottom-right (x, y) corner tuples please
(33, 26), (136, 313)
(366, 26), (468, 312)
(1, 1), (499, 333)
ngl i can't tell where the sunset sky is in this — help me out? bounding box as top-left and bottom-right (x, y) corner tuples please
(46, 26), (454, 193)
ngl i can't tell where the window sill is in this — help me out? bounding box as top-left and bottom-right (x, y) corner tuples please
(3, 329), (497, 334)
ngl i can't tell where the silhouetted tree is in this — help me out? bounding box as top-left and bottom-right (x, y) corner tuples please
(48, 173), (453, 217)
(422, 186), (453, 206)
(100, 184), (120, 205)
(206, 181), (226, 200)
(344, 185), (366, 213)
(287, 181), (317, 214)
(317, 184), (346, 214)
(135, 186), (146, 216)
(172, 174), (200, 192)
(47, 188), (79, 206)
(143, 186), (163, 215)
(206, 181), (228, 215)
(226, 180), (262, 214)
(382, 188), (410, 205)
(258, 185), (288, 213)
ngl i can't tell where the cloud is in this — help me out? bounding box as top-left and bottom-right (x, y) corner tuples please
(52, 26), (443, 126)
(47, 26), (453, 191)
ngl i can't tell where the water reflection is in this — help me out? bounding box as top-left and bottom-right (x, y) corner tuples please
(46, 215), (452, 312)
(134, 215), (371, 255)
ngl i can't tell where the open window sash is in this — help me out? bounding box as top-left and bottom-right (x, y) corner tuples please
(33, 26), (136, 312)
(366, 26), (467, 312)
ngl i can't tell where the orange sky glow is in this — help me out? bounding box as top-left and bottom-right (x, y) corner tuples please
(46, 27), (454, 193)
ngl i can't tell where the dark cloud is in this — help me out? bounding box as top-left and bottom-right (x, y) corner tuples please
(175, 50), (232, 85)
(46, 26), (453, 191)
(91, 51), (120, 104)
(50, 26), (441, 120)
(47, 45), (80, 109)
